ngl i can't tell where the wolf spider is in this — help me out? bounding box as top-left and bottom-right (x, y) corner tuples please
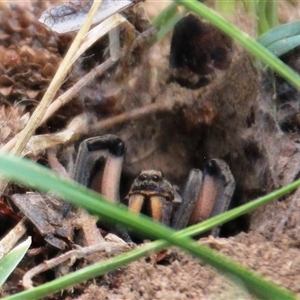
(64, 135), (235, 235)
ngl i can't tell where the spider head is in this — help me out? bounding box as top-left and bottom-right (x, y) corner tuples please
(129, 170), (174, 201)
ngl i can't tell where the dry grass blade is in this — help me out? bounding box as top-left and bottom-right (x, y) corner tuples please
(0, 1), (104, 191)
(23, 114), (89, 156)
(0, 218), (27, 260)
(72, 13), (126, 64)
(1, 27), (157, 154)
(11, 0), (103, 156)
(1, 58), (115, 153)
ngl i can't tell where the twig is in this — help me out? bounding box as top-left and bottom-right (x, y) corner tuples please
(12, 1), (103, 156)
(0, 1), (104, 192)
(42, 59), (115, 125)
(0, 218), (27, 259)
(1, 27), (157, 153)
(47, 148), (69, 178)
(90, 102), (171, 134)
(1, 59), (114, 153)
(23, 240), (128, 289)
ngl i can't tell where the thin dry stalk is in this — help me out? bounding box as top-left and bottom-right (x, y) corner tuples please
(72, 14), (126, 64)
(1, 59), (115, 153)
(2, 26), (156, 155)
(90, 102), (171, 134)
(2, 27), (157, 153)
(23, 240), (129, 289)
(42, 59), (115, 125)
(12, 0), (103, 156)
(0, 1), (103, 191)
(47, 148), (69, 177)
(0, 218), (27, 259)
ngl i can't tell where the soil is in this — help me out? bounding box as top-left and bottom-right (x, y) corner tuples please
(1, 1), (300, 299)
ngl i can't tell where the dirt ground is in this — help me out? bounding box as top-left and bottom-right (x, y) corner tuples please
(1, 1), (300, 299)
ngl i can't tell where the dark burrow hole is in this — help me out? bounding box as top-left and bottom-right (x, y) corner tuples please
(243, 141), (261, 164)
(275, 76), (299, 104)
(219, 186), (250, 237)
(279, 113), (300, 133)
(246, 107), (255, 128)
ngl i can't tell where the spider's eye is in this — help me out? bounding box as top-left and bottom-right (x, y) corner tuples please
(152, 175), (160, 182)
(139, 174), (147, 181)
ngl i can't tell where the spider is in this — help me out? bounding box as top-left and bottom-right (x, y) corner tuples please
(64, 134), (235, 235)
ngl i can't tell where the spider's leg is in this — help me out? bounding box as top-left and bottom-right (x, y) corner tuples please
(171, 169), (203, 230)
(62, 135), (125, 217)
(188, 159), (235, 235)
(97, 136), (124, 203)
(209, 159), (235, 236)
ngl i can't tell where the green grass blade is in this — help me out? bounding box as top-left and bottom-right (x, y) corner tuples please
(153, 10), (185, 40)
(151, 2), (179, 27)
(242, 0), (258, 15)
(215, 0), (236, 15)
(257, 0), (278, 35)
(257, 0), (269, 35)
(262, 35), (300, 57)
(0, 237), (31, 287)
(173, 0), (300, 89)
(258, 20), (300, 47)
(0, 153), (298, 299)
(265, 0), (278, 32)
